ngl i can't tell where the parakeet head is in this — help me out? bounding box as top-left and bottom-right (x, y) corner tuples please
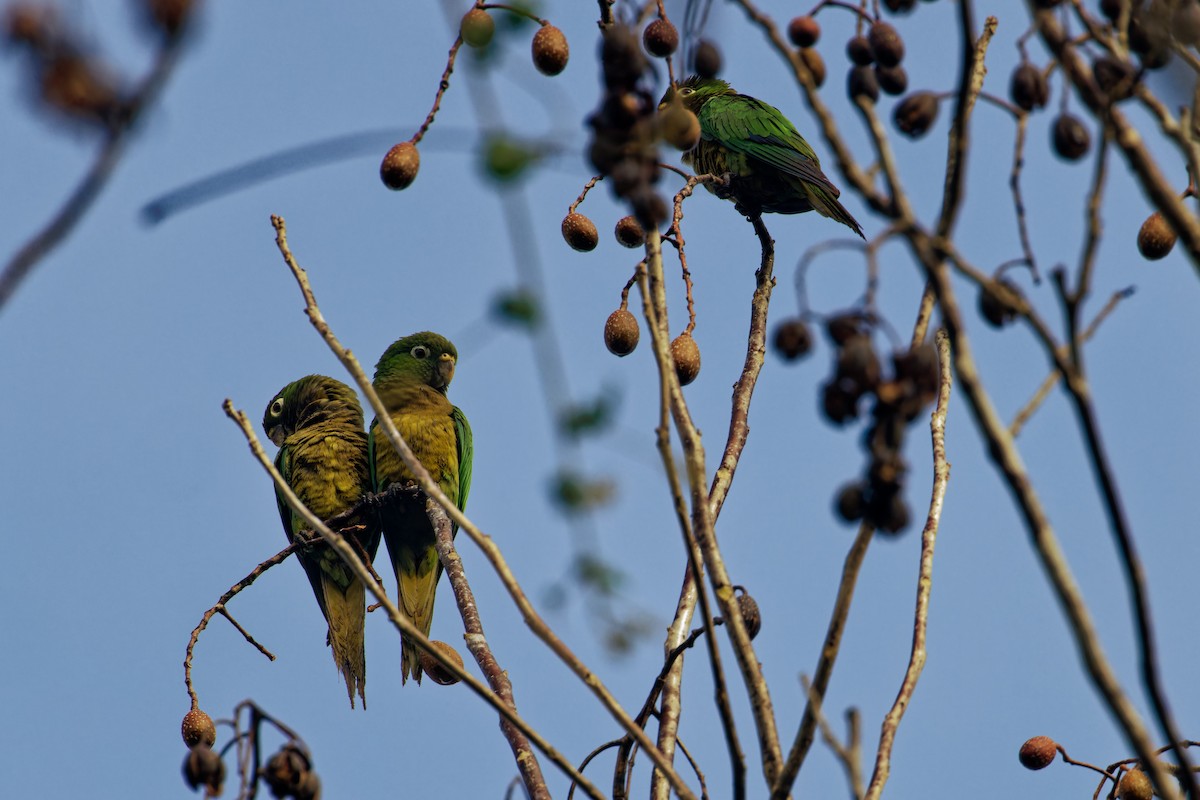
(659, 75), (734, 114)
(263, 375), (365, 447)
(373, 331), (459, 394)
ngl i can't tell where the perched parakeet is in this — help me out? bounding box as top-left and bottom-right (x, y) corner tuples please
(263, 375), (377, 708)
(369, 332), (473, 684)
(663, 75), (864, 237)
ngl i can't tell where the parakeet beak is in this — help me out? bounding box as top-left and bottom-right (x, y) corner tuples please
(658, 87), (676, 112)
(435, 352), (456, 390)
(266, 426), (285, 447)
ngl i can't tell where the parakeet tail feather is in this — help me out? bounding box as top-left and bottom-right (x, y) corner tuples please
(322, 575), (368, 708)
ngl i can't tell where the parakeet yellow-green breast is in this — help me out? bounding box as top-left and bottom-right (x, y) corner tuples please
(263, 374), (377, 708)
(663, 75), (864, 237)
(369, 331), (473, 684)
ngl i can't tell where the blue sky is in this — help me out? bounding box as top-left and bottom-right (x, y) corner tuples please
(2, 2), (1198, 798)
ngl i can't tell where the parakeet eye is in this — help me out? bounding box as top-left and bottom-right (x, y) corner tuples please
(679, 87), (694, 96)
(410, 345), (431, 359)
(269, 398), (285, 417)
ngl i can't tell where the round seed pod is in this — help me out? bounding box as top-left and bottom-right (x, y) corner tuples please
(771, 317), (813, 361)
(893, 91), (939, 138)
(875, 63), (908, 96)
(1116, 767), (1153, 800)
(1018, 736), (1057, 770)
(182, 745), (225, 794)
(735, 590), (762, 640)
(262, 744), (311, 798)
(1009, 63), (1048, 111)
(419, 640), (465, 686)
(800, 46), (826, 87)
(1052, 113), (1090, 161)
(380, 142), (420, 190)
(788, 15), (821, 48)
(460, 8), (495, 48)
(846, 35), (874, 66)
(868, 21), (904, 67)
(604, 309), (640, 356)
(659, 103), (701, 150)
(1137, 211), (1177, 260)
(614, 215), (646, 248)
(1093, 55), (1136, 102)
(884, 0), (918, 10)
(532, 24), (569, 76)
(835, 481), (867, 522)
(693, 39), (722, 78)
(181, 708), (216, 749)
(871, 491), (911, 534)
(561, 212), (599, 252)
(670, 333), (701, 385)
(978, 278), (1021, 329)
(643, 18), (678, 57)
(821, 380), (860, 425)
(848, 65), (879, 103)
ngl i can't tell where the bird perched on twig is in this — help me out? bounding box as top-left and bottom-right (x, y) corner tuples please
(661, 75), (864, 237)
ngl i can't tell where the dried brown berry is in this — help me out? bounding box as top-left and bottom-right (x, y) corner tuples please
(40, 54), (122, 123)
(532, 24), (569, 76)
(735, 589), (762, 639)
(821, 380), (860, 425)
(614, 215), (646, 248)
(893, 91), (939, 138)
(1010, 63), (1048, 111)
(1052, 113), (1090, 161)
(262, 743), (311, 798)
(643, 18), (678, 57)
(826, 312), (866, 346)
(872, 492), (910, 534)
(143, 0), (194, 37)
(181, 708), (216, 749)
(694, 39), (722, 78)
(848, 65), (879, 102)
(670, 333), (701, 385)
(979, 278), (1021, 329)
(1116, 767), (1153, 800)
(419, 640), (465, 686)
(788, 15), (821, 48)
(1018, 735), (1057, 770)
(561, 212), (599, 252)
(604, 309), (640, 356)
(659, 102), (701, 150)
(1137, 211), (1177, 260)
(772, 317), (813, 361)
(182, 744), (225, 795)
(460, 8), (495, 48)
(846, 35), (874, 66)
(800, 47), (826, 87)
(835, 481), (867, 521)
(1093, 55), (1136, 101)
(884, 0), (918, 10)
(380, 141), (420, 190)
(875, 63), (908, 96)
(294, 770), (322, 800)
(836, 334), (881, 392)
(868, 21), (904, 67)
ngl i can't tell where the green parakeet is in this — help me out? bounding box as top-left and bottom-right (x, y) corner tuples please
(663, 75), (864, 237)
(369, 331), (473, 684)
(263, 375), (377, 708)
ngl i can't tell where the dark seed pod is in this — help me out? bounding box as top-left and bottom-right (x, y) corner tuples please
(875, 64), (908, 96)
(262, 744), (311, 799)
(181, 708), (217, 749)
(1009, 63), (1048, 111)
(735, 590), (762, 639)
(800, 46), (827, 88)
(1052, 113), (1090, 161)
(893, 343), (939, 397)
(418, 640), (465, 686)
(561, 212), (599, 252)
(893, 91), (939, 138)
(1137, 211), (1177, 260)
(835, 481), (867, 522)
(978, 278), (1021, 329)
(821, 380), (860, 425)
(643, 18), (679, 57)
(826, 312), (866, 346)
(380, 142), (420, 190)
(630, 187), (669, 230)
(143, 0), (195, 37)
(846, 35), (874, 66)
(772, 317), (814, 361)
(1018, 736), (1058, 771)
(1092, 55), (1136, 102)
(693, 39), (722, 78)
(604, 309), (640, 355)
(868, 21), (904, 67)
(884, 0), (918, 10)
(183, 745), (225, 795)
(788, 15), (821, 48)
(871, 492), (910, 534)
(670, 333), (701, 385)
(848, 65), (879, 103)
(460, 8), (495, 48)
(293, 771), (322, 800)
(614, 215), (646, 248)
(836, 334), (882, 392)
(532, 24), (569, 76)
